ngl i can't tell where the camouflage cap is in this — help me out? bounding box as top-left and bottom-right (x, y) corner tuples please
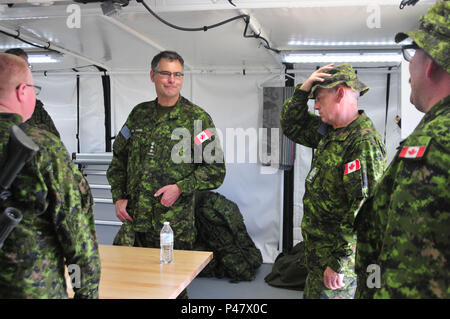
(308, 64), (369, 99)
(395, 0), (449, 73)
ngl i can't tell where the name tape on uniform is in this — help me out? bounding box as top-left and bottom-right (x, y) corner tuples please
(344, 159), (361, 175)
(194, 129), (212, 145)
(399, 146), (426, 159)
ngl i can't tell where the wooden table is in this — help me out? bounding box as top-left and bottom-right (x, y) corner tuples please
(66, 244), (213, 299)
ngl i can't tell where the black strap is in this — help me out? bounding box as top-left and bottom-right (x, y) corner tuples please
(384, 67), (392, 144)
(76, 74), (80, 153)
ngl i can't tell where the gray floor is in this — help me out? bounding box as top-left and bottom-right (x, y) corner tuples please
(187, 264), (303, 299)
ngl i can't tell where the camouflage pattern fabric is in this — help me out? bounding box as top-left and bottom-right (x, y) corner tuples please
(0, 113), (101, 299)
(305, 259), (357, 299)
(264, 241), (307, 291)
(107, 96), (225, 249)
(25, 99), (60, 138)
(355, 96), (450, 299)
(395, 0), (449, 74)
(280, 85), (387, 299)
(194, 191), (262, 282)
(308, 64), (370, 99)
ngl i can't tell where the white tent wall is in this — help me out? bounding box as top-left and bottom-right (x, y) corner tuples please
(190, 73), (285, 263)
(33, 74), (105, 155)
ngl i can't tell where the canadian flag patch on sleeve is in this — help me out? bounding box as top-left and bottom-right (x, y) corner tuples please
(399, 146), (426, 159)
(194, 129), (212, 145)
(344, 159), (361, 175)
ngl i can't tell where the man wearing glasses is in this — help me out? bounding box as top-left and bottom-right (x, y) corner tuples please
(107, 51), (225, 260)
(0, 53), (101, 298)
(355, 0), (449, 299)
(4, 48), (61, 138)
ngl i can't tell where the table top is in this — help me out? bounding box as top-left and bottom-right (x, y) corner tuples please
(66, 244), (213, 299)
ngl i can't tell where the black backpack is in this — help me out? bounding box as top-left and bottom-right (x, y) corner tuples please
(195, 191), (263, 282)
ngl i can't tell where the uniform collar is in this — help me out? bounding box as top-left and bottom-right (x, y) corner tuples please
(154, 96), (184, 121)
(320, 110), (367, 141)
(399, 95), (450, 147)
(0, 112), (23, 125)
(420, 94), (450, 125)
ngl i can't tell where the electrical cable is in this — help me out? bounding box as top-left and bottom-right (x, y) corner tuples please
(136, 0), (279, 54)
(0, 29), (61, 55)
(399, 0), (420, 9)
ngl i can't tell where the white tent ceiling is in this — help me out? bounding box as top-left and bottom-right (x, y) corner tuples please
(0, 0), (433, 72)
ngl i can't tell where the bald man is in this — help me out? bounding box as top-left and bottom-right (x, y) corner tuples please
(4, 48), (60, 138)
(0, 53), (101, 299)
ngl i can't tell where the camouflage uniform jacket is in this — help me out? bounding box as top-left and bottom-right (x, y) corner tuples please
(107, 96), (226, 247)
(280, 85), (387, 274)
(355, 95), (450, 299)
(0, 113), (101, 299)
(25, 99), (60, 138)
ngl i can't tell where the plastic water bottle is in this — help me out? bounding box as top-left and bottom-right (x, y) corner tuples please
(160, 221), (174, 264)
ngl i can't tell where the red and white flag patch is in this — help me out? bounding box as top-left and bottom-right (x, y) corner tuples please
(344, 159), (361, 175)
(194, 129), (212, 145)
(399, 146), (426, 158)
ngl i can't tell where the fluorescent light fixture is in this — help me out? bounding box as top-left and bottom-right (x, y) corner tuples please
(287, 40), (399, 47)
(30, 1), (55, 6)
(282, 51), (402, 63)
(27, 52), (62, 64)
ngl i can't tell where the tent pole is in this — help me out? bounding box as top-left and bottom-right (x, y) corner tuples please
(282, 62), (295, 253)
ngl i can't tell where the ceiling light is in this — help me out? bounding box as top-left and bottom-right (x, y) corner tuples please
(282, 51), (402, 63)
(287, 40), (400, 47)
(27, 52), (62, 64)
(30, 1), (55, 6)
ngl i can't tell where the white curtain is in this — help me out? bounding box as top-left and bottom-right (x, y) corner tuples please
(33, 74), (105, 155)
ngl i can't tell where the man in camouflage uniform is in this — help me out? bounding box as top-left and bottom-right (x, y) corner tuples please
(280, 64), (387, 299)
(107, 51), (225, 251)
(0, 53), (100, 298)
(355, 0), (450, 299)
(4, 48), (60, 138)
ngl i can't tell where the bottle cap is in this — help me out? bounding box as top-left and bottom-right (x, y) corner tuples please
(164, 221), (170, 225)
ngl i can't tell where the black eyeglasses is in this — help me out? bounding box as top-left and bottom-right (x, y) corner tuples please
(401, 43), (420, 62)
(16, 84), (42, 96)
(154, 70), (184, 79)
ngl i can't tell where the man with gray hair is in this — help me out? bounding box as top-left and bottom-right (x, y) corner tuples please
(107, 50), (225, 251)
(281, 64), (387, 299)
